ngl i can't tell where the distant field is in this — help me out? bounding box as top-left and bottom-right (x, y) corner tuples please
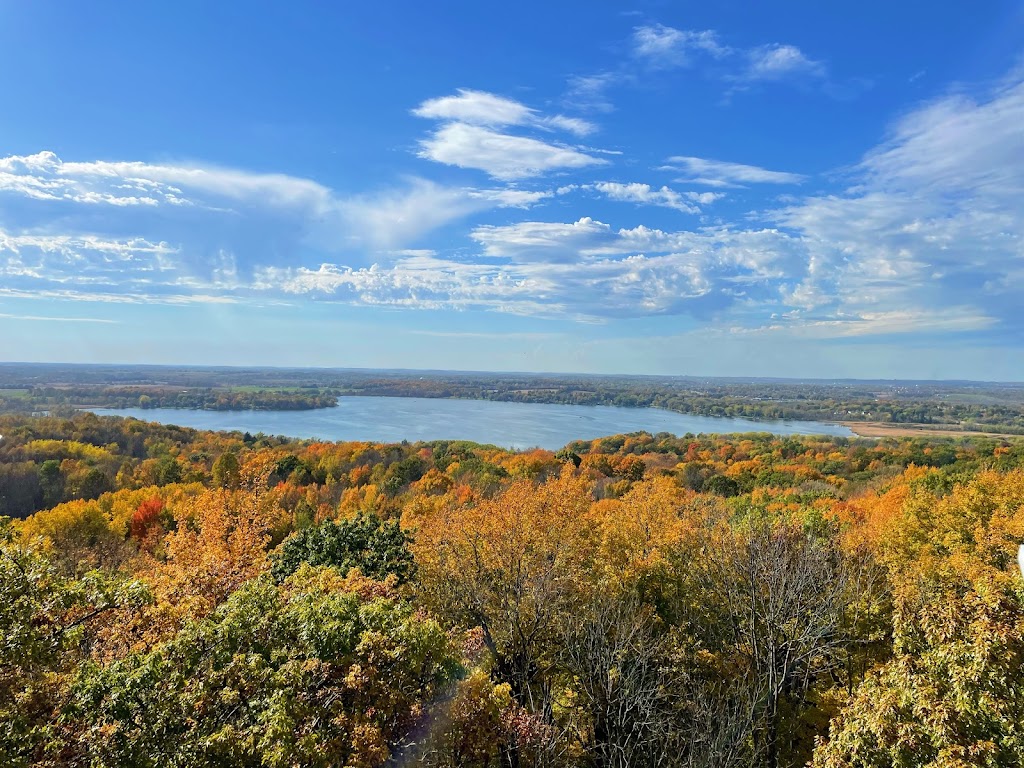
(843, 421), (1023, 439)
(228, 385), (312, 392)
(0, 388), (30, 398)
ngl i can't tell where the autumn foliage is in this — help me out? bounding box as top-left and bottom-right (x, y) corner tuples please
(3, 412), (1024, 767)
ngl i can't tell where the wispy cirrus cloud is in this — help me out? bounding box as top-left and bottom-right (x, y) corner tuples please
(587, 182), (701, 213)
(727, 307), (996, 341)
(564, 73), (624, 113)
(335, 178), (556, 249)
(745, 44), (824, 82)
(664, 156), (807, 187)
(772, 73), (1024, 335)
(631, 24), (731, 67)
(554, 182), (724, 213)
(632, 23), (825, 86)
(0, 312), (119, 324)
(566, 22), (831, 112)
(0, 287), (243, 305)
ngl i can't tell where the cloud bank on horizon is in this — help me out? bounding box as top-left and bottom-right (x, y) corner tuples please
(1, 5), (1022, 377)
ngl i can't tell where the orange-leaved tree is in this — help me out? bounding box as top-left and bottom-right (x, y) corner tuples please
(411, 466), (596, 715)
(814, 469), (1024, 768)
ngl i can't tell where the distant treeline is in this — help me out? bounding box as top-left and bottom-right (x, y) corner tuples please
(0, 385), (339, 413)
(340, 377), (1024, 434)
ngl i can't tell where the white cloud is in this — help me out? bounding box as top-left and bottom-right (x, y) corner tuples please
(0, 151), (332, 212)
(0, 230), (176, 260)
(472, 217), (613, 260)
(0, 152), (558, 285)
(469, 217), (800, 274)
(0, 229), (179, 289)
(412, 90), (608, 179)
(417, 123), (607, 180)
(255, 256), (563, 315)
(255, 248), (719, 320)
(629, 24), (822, 88)
(666, 156), (807, 186)
(686, 191), (726, 205)
(543, 115), (597, 136)
(63, 159), (331, 209)
(827, 309), (995, 336)
(632, 25), (730, 67)
(413, 88), (596, 136)
(241, 212), (812, 321)
(474, 188), (555, 207)
(568, 23), (829, 107)
(414, 89), (534, 126)
(745, 44), (824, 81)
(589, 182), (700, 213)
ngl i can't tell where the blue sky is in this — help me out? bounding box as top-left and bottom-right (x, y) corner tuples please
(1, 1), (1023, 379)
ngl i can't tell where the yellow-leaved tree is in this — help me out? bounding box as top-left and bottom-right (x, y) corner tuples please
(814, 469), (1024, 768)
(411, 467), (596, 715)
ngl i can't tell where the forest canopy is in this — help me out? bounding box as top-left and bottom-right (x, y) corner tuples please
(3, 411), (1024, 767)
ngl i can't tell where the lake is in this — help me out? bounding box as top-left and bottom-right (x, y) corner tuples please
(92, 396), (853, 450)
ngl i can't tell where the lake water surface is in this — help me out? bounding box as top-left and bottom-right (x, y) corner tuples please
(93, 396), (853, 450)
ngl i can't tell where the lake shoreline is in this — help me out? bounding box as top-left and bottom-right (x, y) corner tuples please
(87, 396), (853, 450)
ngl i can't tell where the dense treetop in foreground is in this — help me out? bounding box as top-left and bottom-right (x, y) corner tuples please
(3, 411), (1024, 767)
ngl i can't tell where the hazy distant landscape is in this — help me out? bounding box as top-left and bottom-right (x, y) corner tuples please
(5, 362), (1024, 437)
